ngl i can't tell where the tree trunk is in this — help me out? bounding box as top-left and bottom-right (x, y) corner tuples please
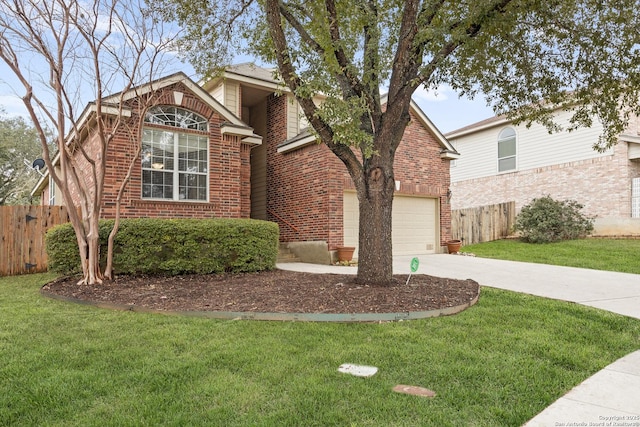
(354, 165), (396, 286)
(86, 214), (102, 285)
(104, 216), (118, 280)
(74, 214), (102, 285)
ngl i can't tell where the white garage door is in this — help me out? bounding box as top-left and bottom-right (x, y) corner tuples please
(343, 192), (438, 257)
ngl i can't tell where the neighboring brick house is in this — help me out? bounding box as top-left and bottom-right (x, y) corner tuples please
(447, 108), (640, 236)
(34, 65), (459, 262)
(32, 73), (262, 220)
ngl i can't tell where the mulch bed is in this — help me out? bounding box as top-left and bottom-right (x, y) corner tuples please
(42, 269), (480, 314)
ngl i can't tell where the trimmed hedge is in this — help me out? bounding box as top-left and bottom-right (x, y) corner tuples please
(46, 218), (279, 276)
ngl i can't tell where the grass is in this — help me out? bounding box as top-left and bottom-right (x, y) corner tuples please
(1, 273), (639, 426)
(461, 238), (640, 274)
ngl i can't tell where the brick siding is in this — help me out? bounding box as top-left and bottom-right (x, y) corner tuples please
(451, 142), (635, 219)
(47, 82), (252, 220)
(265, 94), (345, 247)
(266, 94), (453, 248)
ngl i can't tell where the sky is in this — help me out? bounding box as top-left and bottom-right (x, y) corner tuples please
(412, 86), (495, 134)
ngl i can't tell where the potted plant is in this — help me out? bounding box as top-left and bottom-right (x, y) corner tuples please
(446, 239), (462, 254)
(336, 246), (356, 262)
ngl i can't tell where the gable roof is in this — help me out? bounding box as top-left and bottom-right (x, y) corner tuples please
(31, 72), (262, 196)
(406, 98), (459, 159)
(105, 71), (254, 129)
(226, 63), (282, 86)
(276, 97), (459, 158)
(217, 63), (458, 158)
(202, 63), (285, 93)
(445, 114), (509, 139)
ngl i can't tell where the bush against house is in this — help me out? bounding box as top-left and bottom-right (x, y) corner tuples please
(514, 196), (595, 243)
(47, 218), (279, 276)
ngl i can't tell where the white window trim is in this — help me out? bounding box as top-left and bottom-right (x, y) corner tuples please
(632, 177), (640, 218)
(141, 107), (210, 202)
(145, 106), (208, 131)
(497, 127), (517, 173)
(141, 130), (209, 202)
(48, 176), (55, 205)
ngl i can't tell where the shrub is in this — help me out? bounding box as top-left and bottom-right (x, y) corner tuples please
(514, 195), (595, 243)
(46, 218), (279, 276)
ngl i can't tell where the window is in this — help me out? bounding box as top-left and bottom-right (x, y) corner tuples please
(48, 176), (55, 205)
(633, 177), (640, 218)
(498, 127), (517, 172)
(144, 106), (208, 131)
(141, 107), (208, 201)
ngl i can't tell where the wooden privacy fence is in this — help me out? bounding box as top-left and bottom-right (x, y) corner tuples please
(451, 201), (516, 245)
(0, 205), (73, 276)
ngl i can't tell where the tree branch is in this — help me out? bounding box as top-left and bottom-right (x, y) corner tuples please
(416, 0), (516, 86)
(278, 2), (324, 57)
(324, 0), (365, 98)
(266, 0), (362, 178)
(387, 0), (421, 106)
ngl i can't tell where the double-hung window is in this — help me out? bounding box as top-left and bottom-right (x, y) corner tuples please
(141, 107), (208, 201)
(632, 177), (640, 218)
(497, 127), (517, 173)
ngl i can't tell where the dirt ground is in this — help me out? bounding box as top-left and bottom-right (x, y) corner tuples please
(42, 269), (480, 314)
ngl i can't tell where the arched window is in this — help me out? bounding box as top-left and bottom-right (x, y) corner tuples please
(141, 107), (208, 201)
(144, 106), (208, 131)
(497, 127), (517, 172)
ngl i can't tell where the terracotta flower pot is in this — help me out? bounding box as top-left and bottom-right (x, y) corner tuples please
(336, 246), (356, 262)
(446, 239), (462, 254)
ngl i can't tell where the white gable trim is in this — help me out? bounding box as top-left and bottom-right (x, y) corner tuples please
(31, 104), (133, 196)
(277, 132), (316, 153)
(377, 94), (458, 156)
(221, 69), (285, 92)
(408, 99), (459, 157)
(220, 122), (263, 146)
(446, 117), (510, 139)
(104, 72), (247, 128)
(32, 73), (263, 197)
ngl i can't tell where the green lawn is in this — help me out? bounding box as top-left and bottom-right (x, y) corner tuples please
(1, 273), (639, 426)
(462, 238), (640, 274)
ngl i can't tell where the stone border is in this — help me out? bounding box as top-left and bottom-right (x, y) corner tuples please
(40, 288), (479, 322)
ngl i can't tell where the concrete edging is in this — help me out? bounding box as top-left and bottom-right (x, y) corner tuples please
(40, 288), (480, 322)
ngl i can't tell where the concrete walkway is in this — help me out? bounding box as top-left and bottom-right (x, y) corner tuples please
(277, 254), (640, 426)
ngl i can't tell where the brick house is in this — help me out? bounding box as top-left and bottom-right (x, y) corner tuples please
(447, 108), (640, 236)
(33, 73), (262, 219)
(34, 65), (459, 262)
(204, 64), (458, 261)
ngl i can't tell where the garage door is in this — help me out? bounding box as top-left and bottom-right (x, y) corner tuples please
(343, 192), (438, 257)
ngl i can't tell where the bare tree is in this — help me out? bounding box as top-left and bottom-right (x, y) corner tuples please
(0, 0), (180, 284)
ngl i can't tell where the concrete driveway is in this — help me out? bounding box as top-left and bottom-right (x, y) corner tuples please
(395, 254), (640, 320)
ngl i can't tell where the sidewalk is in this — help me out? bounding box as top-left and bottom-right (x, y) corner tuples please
(277, 254), (640, 425)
